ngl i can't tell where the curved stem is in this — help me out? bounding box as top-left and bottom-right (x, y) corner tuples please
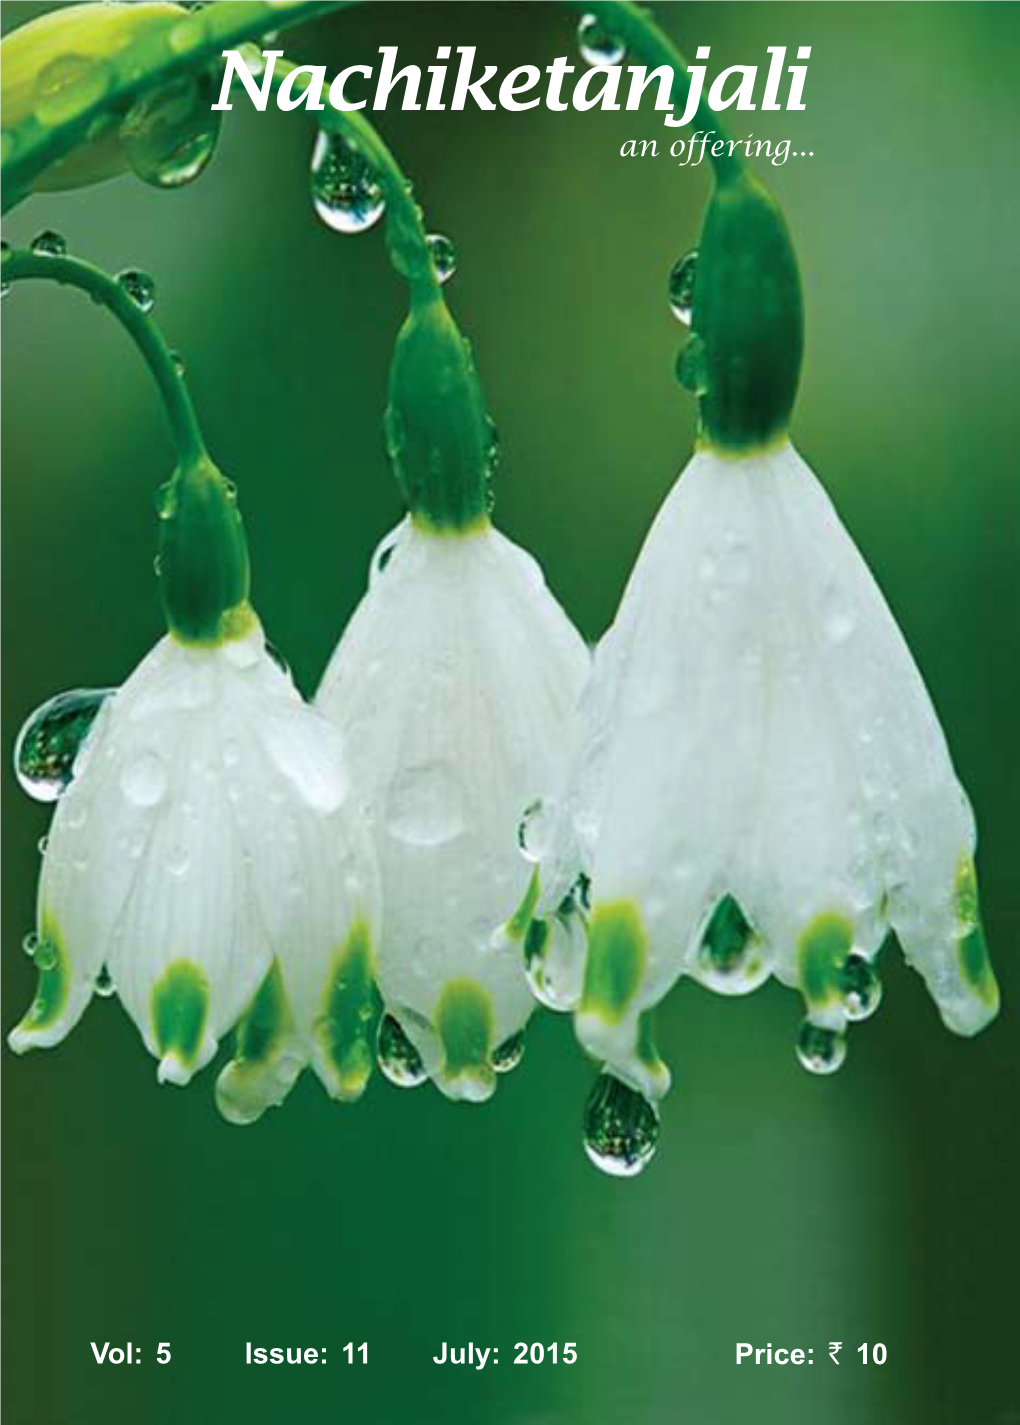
(269, 57), (437, 299)
(572, 1), (742, 182)
(2, 247), (207, 466)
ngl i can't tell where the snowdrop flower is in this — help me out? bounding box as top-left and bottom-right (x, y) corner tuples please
(11, 457), (380, 1111)
(316, 288), (588, 1101)
(317, 515), (588, 1101)
(541, 172), (999, 1139)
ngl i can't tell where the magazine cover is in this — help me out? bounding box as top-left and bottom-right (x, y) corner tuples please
(2, 4), (1017, 1422)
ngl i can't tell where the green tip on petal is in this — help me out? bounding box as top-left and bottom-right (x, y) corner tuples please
(949, 855), (1000, 1030)
(581, 900), (647, 1025)
(8, 914), (70, 1053)
(216, 961), (302, 1126)
(435, 978), (495, 1102)
(152, 959), (209, 1084)
(797, 911), (854, 1013)
(313, 921), (381, 1102)
(506, 868), (541, 943)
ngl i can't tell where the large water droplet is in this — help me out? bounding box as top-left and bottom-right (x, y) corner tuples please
(310, 130), (385, 234)
(492, 1029), (525, 1074)
(577, 13), (626, 66)
(15, 688), (112, 801)
(524, 915), (585, 1011)
(839, 953), (882, 1021)
(796, 1020), (847, 1075)
(426, 232), (456, 284)
(30, 230), (67, 258)
(697, 894), (771, 994)
(668, 251), (698, 325)
(116, 268), (155, 312)
(120, 72), (221, 188)
(583, 1072), (659, 1177)
(377, 1013), (427, 1087)
(119, 750), (168, 808)
(386, 762), (466, 847)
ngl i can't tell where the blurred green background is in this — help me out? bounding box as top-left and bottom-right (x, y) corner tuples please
(2, 4), (1018, 1423)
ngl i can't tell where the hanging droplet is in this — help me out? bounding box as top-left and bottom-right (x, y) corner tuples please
(310, 130), (385, 234)
(94, 965), (116, 998)
(116, 268), (156, 312)
(15, 688), (112, 802)
(491, 1030), (525, 1074)
(426, 232), (456, 284)
(583, 1072), (659, 1177)
(676, 333), (709, 395)
(33, 53), (112, 127)
(697, 894), (771, 994)
(524, 915), (585, 1012)
(839, 953), (882, 1021)
(517, 798), (555, 863)
(30, 230), (67, 258)
(667, 251), (698, 325)
(22, 932), (39, 959)
(377, 1013), (427, 1088)
(796, 1020), (847, 1075)
(120, 71), (221, 189)
(577, 13), (626, 66)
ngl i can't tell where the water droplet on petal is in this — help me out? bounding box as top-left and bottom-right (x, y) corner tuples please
(30, 229), (67, 258)
(668, 250), (698, 324)
(119, 750), (168, 808)
(577, 13), (626, 66)
(116, 268), (155, 312)
(15, 688), (112, 801)
(839, 953), (882, 1021)
(822, 585), (856, 643)
(33, 53), (112, 126)
(524, 915), (585, 1011)
(796, 1020), (847, 1075)
(517, 798), (555, 864)
(95, 965), (116, 997)
(492, 1029), (525, 1074)
(120, 72), (221, 188)
(166, 844), (190, 876)
(386, 762), (466, 847)
(377, 1013), (427, 1087)
(37, 834), (49, 856)
(697, 894), (771, 994)
(310, 130), (385, 234)
(426, 232), (456, 284)
(22, 932), (39, 958)
(583, 1072), (659, 1177)
(34, 938), (57, 971)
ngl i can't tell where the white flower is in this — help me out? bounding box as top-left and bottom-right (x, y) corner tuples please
(315, 517), (589, 1101)
(544, 439), (998, 1097)
(10, 620), (380, 1112)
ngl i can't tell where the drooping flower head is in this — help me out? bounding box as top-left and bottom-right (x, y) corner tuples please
(536, 169), (999, 1166)
(317, 289), (589, 1101)
(11, 454), (380, 1115)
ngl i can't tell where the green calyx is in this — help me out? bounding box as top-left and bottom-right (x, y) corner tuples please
(688, 170), (804, 452)
(158, 457), (253, 645)
(385, 291), (496, 532)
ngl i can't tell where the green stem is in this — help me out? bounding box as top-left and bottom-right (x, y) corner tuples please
(1, 246), (206, 466)
(575, 0), (742, 182)
(268, 57), (436, 298)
